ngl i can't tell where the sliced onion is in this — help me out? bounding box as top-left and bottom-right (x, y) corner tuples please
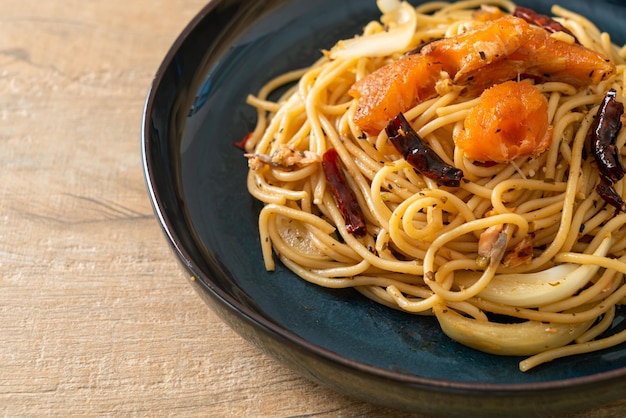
(455, 234), (613, 308)
(377, 0), (402, 14)
(433, 304), (594, 356)
(328, 1), (417, 60)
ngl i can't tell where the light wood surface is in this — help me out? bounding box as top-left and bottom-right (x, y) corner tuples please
(1, 0), (625, 416)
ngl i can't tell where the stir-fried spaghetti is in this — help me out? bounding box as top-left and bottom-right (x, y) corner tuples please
(240, 0), (626, 371)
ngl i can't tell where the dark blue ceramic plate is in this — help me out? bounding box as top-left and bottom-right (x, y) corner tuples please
(142, 0), (626, 416)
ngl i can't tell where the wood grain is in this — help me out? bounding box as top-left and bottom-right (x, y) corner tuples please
(0, 0), (625, 416)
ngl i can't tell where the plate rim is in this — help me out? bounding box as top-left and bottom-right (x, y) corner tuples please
(141, 0), (626, 408)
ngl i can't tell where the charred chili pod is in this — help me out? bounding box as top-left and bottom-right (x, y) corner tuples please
(513, 6), (578, 42)
(597, 180), (626, 213)
(386, 113), (464, 187)
(590, 89), (625, 183)
(322, 148), (367, 236)
(588, 89), (626, 211)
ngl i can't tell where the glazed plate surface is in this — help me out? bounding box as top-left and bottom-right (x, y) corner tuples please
(142, 0), (626, 416)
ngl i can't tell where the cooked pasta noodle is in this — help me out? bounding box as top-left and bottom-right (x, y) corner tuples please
(241, 0), (626, 371)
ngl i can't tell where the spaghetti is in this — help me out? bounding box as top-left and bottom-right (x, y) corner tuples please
(241, 0), (626, 371)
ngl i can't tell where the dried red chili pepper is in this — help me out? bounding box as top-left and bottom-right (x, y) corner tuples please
(513, 6), (578, 42)
(385, 113), (464, 187)
(597, 180), (626, 213)
(322, 148), (367, 236)
(234, 132), (253, 150)
(588, 89), (626, 211)
(590, 89), (625, 183)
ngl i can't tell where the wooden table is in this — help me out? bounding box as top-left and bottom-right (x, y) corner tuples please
(1, 0), (625, 416)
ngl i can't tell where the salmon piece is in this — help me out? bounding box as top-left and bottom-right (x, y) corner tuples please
(434, 17), (615, 88)
(455, 80), (552, 163)
(350, 54), (442, 135)
(349, 15), (616, 136)
(509, 27), (615, 86)
(457, 58), (527, 96)
(421, 16), (528, 82)
(460, 25), (616, 92)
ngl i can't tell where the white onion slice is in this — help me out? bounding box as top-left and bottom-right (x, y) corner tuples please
(328, 1), (417, 59)
(377, 0), (402, 14)
(455, 234), (613, 308)
(433, 305), (594, 356)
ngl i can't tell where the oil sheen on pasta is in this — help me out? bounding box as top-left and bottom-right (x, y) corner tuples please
(242, 0), (626, 372)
